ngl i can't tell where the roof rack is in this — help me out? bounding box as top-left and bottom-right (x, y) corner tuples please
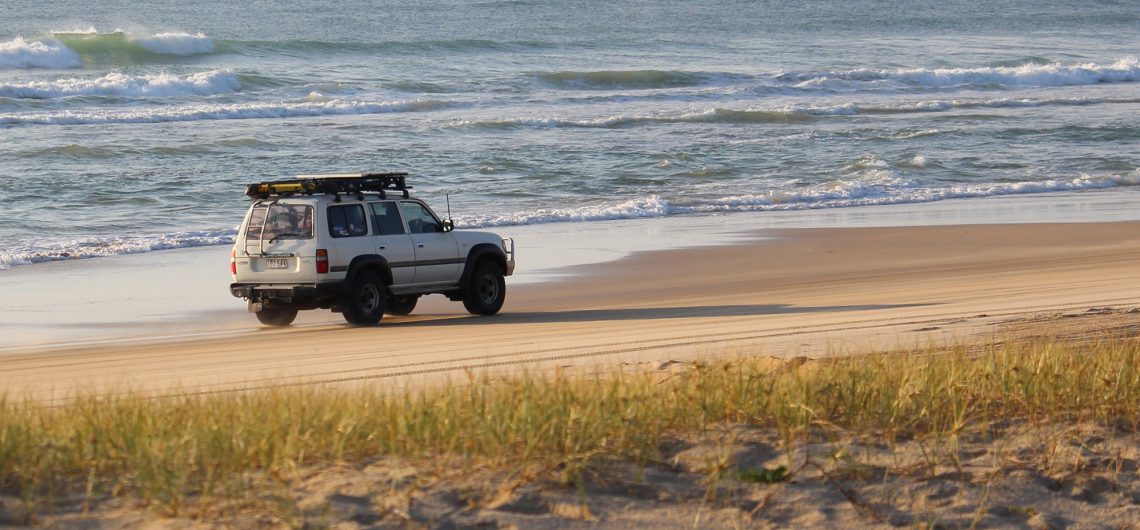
(245, 172), (411, 200)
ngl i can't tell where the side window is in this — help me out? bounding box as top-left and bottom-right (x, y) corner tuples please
(399, 201), (442, 234)
(327, 204), (369, 238)
(369, 202), (406, 236)
(245, 206), (268, 240)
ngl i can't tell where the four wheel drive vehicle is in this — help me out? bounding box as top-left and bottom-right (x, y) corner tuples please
(229, 172), (515, 327)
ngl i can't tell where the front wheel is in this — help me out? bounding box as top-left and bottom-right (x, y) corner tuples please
(256, 305), (298, 327)
(341, 271), (386, 325)
(462, 262), (506, 315)
(385, 295), (419, 316)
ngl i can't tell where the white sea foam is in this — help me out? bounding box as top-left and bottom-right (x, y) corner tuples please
(0, 70), (241, 99)
(453, 93), (1133, 130)
(452, 105), (851, 129)
(687, 173), (1140, 214)
(457, 171), (1140, 227)
(0, 30), (215, 71)
(0, 97), (454, 125)
(0, 37), (82, 69)
(457, 196), (672, 227)
(0, 229), (236, 270)
(5, 171), (1139, 270)
(783, 57), (1139, 89)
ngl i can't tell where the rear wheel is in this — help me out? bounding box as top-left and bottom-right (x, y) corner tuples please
(341, 271), (386, 325)
(256, 305), (298, 327)
(385, 295), (420, 316)
(462, 261), (506, 315)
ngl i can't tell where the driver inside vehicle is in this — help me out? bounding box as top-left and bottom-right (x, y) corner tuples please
(269, 212), (293, 235)
(266, 206), (314, 238)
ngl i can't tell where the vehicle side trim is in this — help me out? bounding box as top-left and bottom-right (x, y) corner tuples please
(405, 257), (466, 267)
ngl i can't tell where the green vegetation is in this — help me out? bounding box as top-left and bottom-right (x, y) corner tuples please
(737, 465), (789, 484)
(2, 339), (1139, 522)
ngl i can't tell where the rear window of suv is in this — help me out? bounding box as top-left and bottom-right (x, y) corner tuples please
(245, 203), (314, 241)
(328, 204), (369, 238)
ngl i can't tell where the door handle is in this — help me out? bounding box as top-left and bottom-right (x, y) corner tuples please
(378, 245), (387, 250)
(417, 243), (425, 248)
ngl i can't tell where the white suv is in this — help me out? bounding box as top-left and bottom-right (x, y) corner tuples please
(229, 173), (515, 327)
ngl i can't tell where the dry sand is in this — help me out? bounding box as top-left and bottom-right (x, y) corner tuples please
(21, 416), (1140, 529)
(6, 221), (1140, 528)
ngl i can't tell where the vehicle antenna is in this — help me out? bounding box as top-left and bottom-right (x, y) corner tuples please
(446, 193), (452, 222)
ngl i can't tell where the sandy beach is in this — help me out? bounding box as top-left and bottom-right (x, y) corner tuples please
(3, 0), (1137, 523)
(5, 204), (1140, 527)
(4, 217), (1140, 401)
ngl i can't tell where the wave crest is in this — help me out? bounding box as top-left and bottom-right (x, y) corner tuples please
(0, 97), (456, 126)
(4, 169), (1138, 269)
(780, 57), (1139, 90)
(458, 169), (1140, 227)
(52, 29), (215, 57)
(0, 29), (217, 69)
(0, 37), (81, 69)
(0, 69), (241, 99)
(454, 94), (1137, 131)
(0, 229), (236, 270)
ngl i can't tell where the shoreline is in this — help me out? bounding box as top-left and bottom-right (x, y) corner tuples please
(2, 214), (1140, 400)
(3, 189), (1140, 353)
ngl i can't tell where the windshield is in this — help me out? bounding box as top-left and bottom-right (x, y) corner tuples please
(245, 203), (314, 241)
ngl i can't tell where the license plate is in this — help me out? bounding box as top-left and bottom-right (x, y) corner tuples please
(266, 258), (289, 269)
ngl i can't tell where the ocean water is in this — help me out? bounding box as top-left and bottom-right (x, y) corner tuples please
(0, 0), (1137, 269)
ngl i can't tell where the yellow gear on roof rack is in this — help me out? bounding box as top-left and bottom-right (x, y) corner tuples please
(245, 172), (411, 199)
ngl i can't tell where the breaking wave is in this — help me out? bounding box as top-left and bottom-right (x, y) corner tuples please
(780, 57), (1139, 90)
(4, 169), (1138, 269)
(530, 59), (1138, 94)
(51, 29), (215, 57)
(0, 97), (456, 126)
(0, 37), (81, 69)
(0, 30), (216, 69)
(453, 95), (1138, 130)
(0, 228), (236, 269)
(458, 170), (1140, 227)
(0, 70), (241, 99)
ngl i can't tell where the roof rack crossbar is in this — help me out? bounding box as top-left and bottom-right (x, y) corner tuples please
(245, 172), (411, 199)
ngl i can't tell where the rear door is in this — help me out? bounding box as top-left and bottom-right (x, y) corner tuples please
(324, 203), (373, 278)
(399, 200), (460, 284)
(239, 201), (315, 283)
(368, 201), (416, 285)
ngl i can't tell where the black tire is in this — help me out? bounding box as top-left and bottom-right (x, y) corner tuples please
(462, 261), (506, 315)
(385, 295), (419, 316)
(256, 305), (298, 327)
(341, 271), (386, 325)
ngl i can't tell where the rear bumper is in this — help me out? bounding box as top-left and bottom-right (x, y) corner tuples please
(230, 282), (341, 305)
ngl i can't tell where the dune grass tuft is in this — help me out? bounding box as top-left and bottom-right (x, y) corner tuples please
(2, 338), (1139, 521)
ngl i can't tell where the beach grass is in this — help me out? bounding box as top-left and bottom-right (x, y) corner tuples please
(2, 338), (1140, 522)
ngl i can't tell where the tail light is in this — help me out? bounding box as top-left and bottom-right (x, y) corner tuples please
(316, 249), (329, 274)
(230, 250), (237, 275)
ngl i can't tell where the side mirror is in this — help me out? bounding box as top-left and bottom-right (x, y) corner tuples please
(442, 219), (454, 232)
